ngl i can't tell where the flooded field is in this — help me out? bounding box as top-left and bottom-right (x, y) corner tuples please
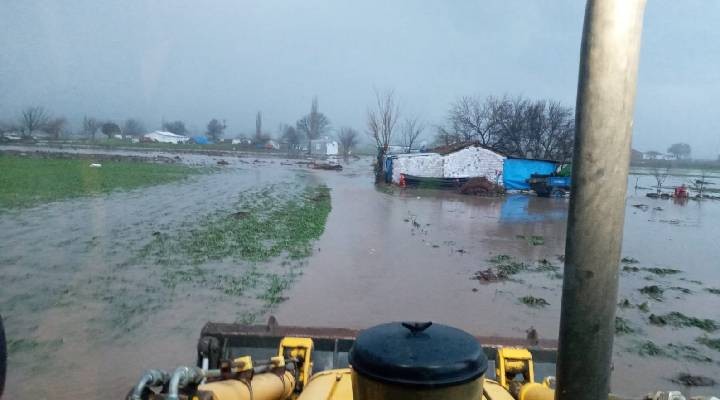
(1, 149), (719, 398)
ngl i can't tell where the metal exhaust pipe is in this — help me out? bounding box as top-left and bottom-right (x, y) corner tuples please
(556, 1), (647, 400)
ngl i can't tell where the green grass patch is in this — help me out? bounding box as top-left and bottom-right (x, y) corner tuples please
(639, 285), (664, 301)
(696, 336), (720, 351)
(649, 312), (718, 332)
(634, 340), (666, 357)
(516, 235), (544, 246)
(519, 296), (549, 308)
(615, 316), (634, 335)
(705, 288), (720, 295)
(0, 154), (197, 209)
(142, 184), (332, 264)
(643, 267), (682, 276)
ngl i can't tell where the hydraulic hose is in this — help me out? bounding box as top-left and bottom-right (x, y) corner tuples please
(129, 369), (169, 400)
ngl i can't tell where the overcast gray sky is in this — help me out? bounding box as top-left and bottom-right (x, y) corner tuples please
(1, 1), (718, 157)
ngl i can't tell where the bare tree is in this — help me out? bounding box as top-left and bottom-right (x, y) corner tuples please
(338, 127), (359, 157)
(651, 163), (671, 195)
(45, 117), (67, 139)
(161, 120), (187, 135)
(400, 117), (424, 152)
(437, 95), (574, 161)
(123, 118), (145, 137)
(206, 118), (226, 142)
(19, 106), (50, 137)
(83, 116), (100, 140)
(101, 122), (121, 139)
(296, 96), (330, 153)
(367, 89), (400, 181)
(691, 169), (711, 198)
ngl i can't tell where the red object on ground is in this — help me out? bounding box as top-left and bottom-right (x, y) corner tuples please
(674, 185), (688, 198)
(399, 174), (406, 188)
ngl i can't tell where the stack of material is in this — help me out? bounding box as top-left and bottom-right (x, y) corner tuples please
(443, 146), (504, 185)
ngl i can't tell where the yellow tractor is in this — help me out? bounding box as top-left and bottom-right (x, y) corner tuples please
(128, 320), (556, 400)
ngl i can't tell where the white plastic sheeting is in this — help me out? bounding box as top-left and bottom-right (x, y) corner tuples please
(143, 131), (189, 144)
(389, 145), (505, 186)
(442, 146), (505, 185)
(391, 153), (444, 183)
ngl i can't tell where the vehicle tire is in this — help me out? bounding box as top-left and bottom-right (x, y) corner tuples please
(551, 188), (566, 197)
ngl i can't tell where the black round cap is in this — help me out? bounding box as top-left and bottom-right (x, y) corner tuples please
(349, 322), (488, 387)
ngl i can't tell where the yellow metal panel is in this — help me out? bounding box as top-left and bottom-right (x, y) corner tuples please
(297, 369), (354, 400)
(518, 382), (555, 400)
(278, 337), (314, 389)
(199, 371), (295, 400)
(482, 380), (516, 400)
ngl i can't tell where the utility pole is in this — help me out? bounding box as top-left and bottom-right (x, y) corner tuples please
(556, 1), (647, 400)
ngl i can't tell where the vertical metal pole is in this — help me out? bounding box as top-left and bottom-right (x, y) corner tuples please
(556, 1), (646, 399)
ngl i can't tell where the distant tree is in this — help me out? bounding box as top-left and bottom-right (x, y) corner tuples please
(255, 111), (263, 143)
(45, 117), (67, 139)
(282, 124), (302, 152)
(296, 97), (330, 153)
(206, 118), (226, 142)
(367, 89), (400, 181)
(19, 106), (50, 137)
(338, 127), (359, 157)
(667, 143), (691, 160)
(400, 117), (424, 152)
(162, 120), (187, 135)
(82, 116), (101, 140)
(101, 122), (121, 139)
(123, 118), (145, 137)
(437, 95), (574, 162)
(645, 150), (661, 160)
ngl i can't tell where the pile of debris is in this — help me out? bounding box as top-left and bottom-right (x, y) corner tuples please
(459, 177), (504, 196)
(308, 162), (342, 171)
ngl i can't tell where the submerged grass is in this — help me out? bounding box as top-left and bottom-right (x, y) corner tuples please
(519, 296), (550, 308)
(142, 184), (332, 264)
(0, 154), (197, 209)
(696, 336), (720, 351)
(649, 312), (719, 332)
(615, 317), (634, 335)
(639, 285), (664, 301)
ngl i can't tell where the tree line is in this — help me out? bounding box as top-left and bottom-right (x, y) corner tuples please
(1, 101), (363, 156)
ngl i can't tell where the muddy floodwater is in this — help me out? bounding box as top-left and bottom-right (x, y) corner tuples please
(1, 149), (719, 398)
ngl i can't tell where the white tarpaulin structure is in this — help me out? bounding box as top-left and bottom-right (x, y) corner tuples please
(387, 144), (505, 185)
(143, 130), (189, 144)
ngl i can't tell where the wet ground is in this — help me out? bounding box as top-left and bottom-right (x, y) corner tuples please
(1, 148), (719, 398)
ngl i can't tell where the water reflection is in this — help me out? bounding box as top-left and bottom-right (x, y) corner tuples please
(500, 195), (568, 223)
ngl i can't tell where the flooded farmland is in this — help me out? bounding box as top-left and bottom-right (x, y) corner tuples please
(1, 150), (719, 398)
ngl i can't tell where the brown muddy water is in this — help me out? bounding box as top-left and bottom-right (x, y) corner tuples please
(1, 150), (719, 398)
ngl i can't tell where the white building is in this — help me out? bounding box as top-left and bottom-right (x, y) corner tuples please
(143, 130), (189, 144)
(310, 137), (339, 156)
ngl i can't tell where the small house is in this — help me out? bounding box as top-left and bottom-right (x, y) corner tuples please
(310, 137), (339, 156)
